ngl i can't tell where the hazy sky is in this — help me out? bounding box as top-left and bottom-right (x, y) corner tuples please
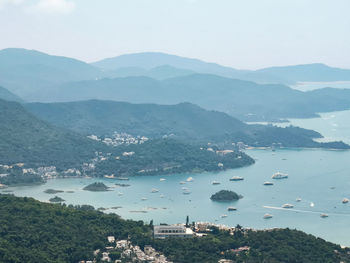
(0, 0), (349, 69)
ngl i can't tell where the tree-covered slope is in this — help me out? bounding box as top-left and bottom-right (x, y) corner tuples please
(0, 99), (104, 168)
(0, 86), (23, 103)
(1, 194), (349, 263)
(25, 100), (349, 149)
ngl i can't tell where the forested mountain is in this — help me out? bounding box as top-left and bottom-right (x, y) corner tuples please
(1, 195), (349, 263)
(25, 99), (349, 149)
(0, 99), (104, 168)
(36, 74), (350, 122)
(0, 48), (103, 98)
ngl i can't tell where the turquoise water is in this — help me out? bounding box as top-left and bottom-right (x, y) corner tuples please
(3, 110), (350, 246)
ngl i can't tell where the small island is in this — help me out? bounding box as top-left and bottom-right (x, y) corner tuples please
(49, 196), (65, 203)
(83, 182), (110, 192)
(210, 190), (243, 202)
(44, 189), (64, 194)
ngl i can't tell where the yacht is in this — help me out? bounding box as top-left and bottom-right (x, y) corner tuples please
(151, 188), (159, 193)
(296, 197), (302, 202)
(230, 176), (244, 181)
(220, 214), (228, 218)
(179, 181), (186, 185)
(227, 207), (237, 211)
(282, 204), (294, 209)
(212, 181), (221, 185)
(117, 192), (123, 196)
(310, 202), (315, 207)
(160, 178), (166, 182)
(342, 198), (349, 204)
(263, 181), (274, 186)
(183, 189), (191, 195)
(141, 197), (148, 201)
(272, 172), (288, 179)
(116, 177), (129, 181)
(320, 213), (329, 218)
(160, 194), (165, 198)
(186, 177), (194, 182)
(263, 213), (273, 219)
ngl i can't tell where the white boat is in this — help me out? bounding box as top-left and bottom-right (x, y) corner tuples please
(282, 204), (294, 208)
(116, 177), (129, 181)
(160, 194), (165, 198)
(342, 198), (349, 204)
(151, 188), (159, 193)
(230, 176), (244, 181)
(263, 181), (274, 186)
(117, 192), (123, 196)
(160, 178), (166, 181)
(183, 190), (191, 195)
(186, 177), (194, 182)
(263, 213), (273, 219)
(272, 172), (288, 179)
(320, 213), (328, 218)
(310, 202), (315, 207)
(296, 197), (302, 202)
(212, 181), (221, 185)
(141, 197), (148, 201)
(179, 181), (186, 185)
(220, 214), (228, 218)
(227, 207), (237, 211)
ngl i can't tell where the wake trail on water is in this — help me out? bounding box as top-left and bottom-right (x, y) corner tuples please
(263, 206), (350, 217)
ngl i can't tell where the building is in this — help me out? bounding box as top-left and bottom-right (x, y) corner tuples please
(153, 225), (193, 239)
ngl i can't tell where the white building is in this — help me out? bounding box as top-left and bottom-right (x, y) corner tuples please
(153, 225), (193, 239)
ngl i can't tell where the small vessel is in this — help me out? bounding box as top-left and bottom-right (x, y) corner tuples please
(296, 197), (302, 202)
(117, 192), (123, 196)
(310, 202), (315, 207)
(263, 181), (274, 186)
(320, 213), (328, 218)
(272, 172), (288, 179)
(212, 181), (221, 185)
(186, 177), (194, 182)
(116, 177), (129, 181)
(227, 207), (237, 211)
(179, 181), (186, 185)
(160, 178), (166, 181)
(282, 204), (294, 209)
(160, 194), (165, 198)
(220, 214), (228, 218)
(342, 198), (349, 204)
(141, 197), (148, 201)
(230, 176), (244, 181)
(151, 188), (159, 193)
(263, 213), (273, 219)
(183, 190), (191, 195)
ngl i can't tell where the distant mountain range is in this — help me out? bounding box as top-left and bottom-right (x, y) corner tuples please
(1, 48), (350, 101)
(25, 99), (349, 149)
(33, 74), (350, 121)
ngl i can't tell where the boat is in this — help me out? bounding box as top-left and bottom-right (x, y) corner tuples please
(320, 213), (329, 218)
(230, 176), (244, 181)
(263, 213), (273, 219)
(160, 194), (165, 198)
(179, 181), (186, 185)
(151, 188), (159, 193)
(296, 197), (302, 202)
(186, 177), (194, 182)
(272, 172), (288, 179)
(212, 181), (221, 185)
(227, 207), (237, 211)
(282, 204), (294, 208)
(342, 198), (349, 204)
(220, 214), (228, 218)
(310, 202), (315, 207)
(117, 192), (123, 196)
(263, 181), (274, 186)
(141, 197), (148, 201)
(116, 177), (129, 181)
(160, 178), (166, 181)
(183, 190), (191, 195)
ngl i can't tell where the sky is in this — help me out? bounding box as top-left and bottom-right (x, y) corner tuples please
(0, 0), (349, 69)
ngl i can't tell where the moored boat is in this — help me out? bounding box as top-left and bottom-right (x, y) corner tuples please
(263, 213), (273, 219)
(230, 176), (244, 181)
(263, 181), (274, 186)
(282, 203), (294, 208)
(227, 207), (237, 211)
(272, 172), (288, 179)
